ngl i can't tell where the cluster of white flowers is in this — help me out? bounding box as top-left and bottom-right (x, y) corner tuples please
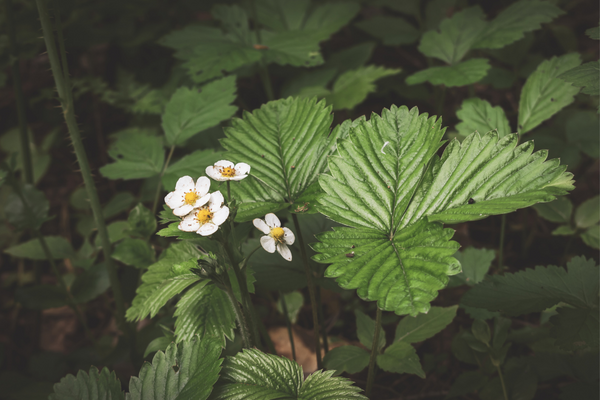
(164, 160), (249, 236)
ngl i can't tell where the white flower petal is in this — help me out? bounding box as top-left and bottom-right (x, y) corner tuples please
(176, 175), (194, 191)
(282, 227), (295, 245)
(215, 160), (235, 169)
(193, 193), (211, 208)
(235, 162), (251, 176)
(212, 206), (230, 226)
(277, 243), (292, 261)
(205, 166), (223, 181)
(195, 176), (211, 196)
(230, 175), (247, 181)
(198, 223), (218, 236)
(208, 191), (225, 212)
(253, 218), (271, 234)
(174, 204), (194, 216)
(178, 216), (200, 232)
(165, 191), (184, 209)
(265, 213), (280, 228)
(260, 236), (276, 253)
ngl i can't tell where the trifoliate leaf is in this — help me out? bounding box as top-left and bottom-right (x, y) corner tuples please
(550, 307), (599, 351)
(325, 66), (401, 110)
(533, 196), (573, 224)
(456, 98), (511, 138)
(450, 247), (496, 286)
(472, 0), (564, 49)
(518, 53), (582, 134)
(406, 58), (491, 87)
(394, 305), (458, 343)
(50, 367), (123, 400)
(127, 336), (222, 400)
(574, 195), (600, 229)
(376, 341), (425, 378)
(418, 7), (487, 64)
(558, 60), (599, 96)
(162, 76), (237, 147)
(162, 149), (224, 191)
(174, 281), (236, 347)
(355, 16), (419, 46)
(99, 128), (165, 180)
(355, 309), (386, 351)
(323, 345), (370, 375)
(5, 236), (74, 260)
(211, 348), (366, 399)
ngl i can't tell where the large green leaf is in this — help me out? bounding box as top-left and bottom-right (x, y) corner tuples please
(174, 281), (236, 346)
(418, 6), (487, 64)
(472, 0), (563, 49)
(211, 348), (366, 399)
(355, 16), (419, 46)
(312, 105), (573, 315)
(162, 76), (237, 146)
(394, 305), (457, 343)
(50, 367), (124, 400)
(558, 60), (600, 96)
(518, 54), (582, 134)
(223, 97), (340, 221)
(456, 98), (511, 138)
(406, 58), (491, 87)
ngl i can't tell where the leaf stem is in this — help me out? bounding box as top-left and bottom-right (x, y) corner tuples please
(279, 291), (297, 361)
(36, 0), (126, 330)
(498, 215), (506, 273)
(366, 307), (382, 398)
(152, 145), (175, 214)
(292, 213), (322, 369)
(497, 365), (509, 400)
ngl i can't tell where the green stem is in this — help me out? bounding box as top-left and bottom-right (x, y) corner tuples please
(224, 283), (252, 348)
(152, 145), (175, 214)
(5, 0), (33, 184)
(292, 213), (323, 369)
(366, 307), (382, 398)
(36, 0), (126, 330)
(279, 291), (297, 361)
(227, 180), (231, 202)
(497, 365), (509, 400)
(498, 215), (506, 273)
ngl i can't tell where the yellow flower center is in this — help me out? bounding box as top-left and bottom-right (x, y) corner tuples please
(270, 227), (285, 242)
(220, 166), (236, 178)
(196, 208), (213, 224)
(184, 191), (199, 205)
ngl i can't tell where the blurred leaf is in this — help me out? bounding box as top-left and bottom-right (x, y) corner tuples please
(69, 187), (89, 211)
(424, 0), (457, 30)
(376, 341), (425, 378)
(406, 58), (491, 87)
(356, 16), (419, 46)
(558, 60), (599, 96)
(560, 381), (598, 399)
(327, 42), (375, 72)
(394, 306), (458, 343)
(162, 149), (224, 191)
(162, 77), (237, 147)
(71, 263), (110, 303)
(451, 247), (496, 286)
(566, 110), (600, 159)
(260, 29), (325, 67)
(586, 26), (600, 40)
(16, 285), (67, 309)
(552, 225), (576, 236)
(479, 66), (517, 89)
(574, 196), (600, 229)
(126, 203), (156, 238)
(5, 185), (49, 231)
(373, 0), (420, 16)
(95, 221), (130, 247)
(533, 196), (573, 224)
(276, 291), (304, 324)
(102, 192), (135, 219)
(282, 68), (338, 98)
(581, 225), (599, 249)
(5, 236), (74, 260)
(461, 304), (501, 320)
(50, 366), (123, 400)
(551, 307), (599, 351)
(456, 98), (511, 138)
(322, 346), (370, 375)
(446, 370), (488, 398)
(143, 335), (173, 358)
(112, 238), (155, 269)
(472, 319), (491, 345)
(355, 309), (386, 351)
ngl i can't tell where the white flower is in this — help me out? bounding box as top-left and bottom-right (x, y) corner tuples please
(164, 176), (211, 217)
(206, 160), (250, 181)
(253, 213), (295, 261)
(178, 191), (229, 236)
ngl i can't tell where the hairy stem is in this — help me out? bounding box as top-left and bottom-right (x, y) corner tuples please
(279, 291), (297, 361)
(366, 307), (382, 398)
(152, 145), (175, 214)
(292, 213), (322, 369)
(224, 283), (252, 348)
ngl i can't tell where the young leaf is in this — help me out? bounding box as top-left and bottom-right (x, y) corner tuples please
(355, 16), (419, 46)
(162, 76), (237, 147)
(406, 58), (491, 87)
(322, 345), (370, 375)
(5, 236), (74, 260)
(211, 348), (366, 399)
(533, 196), (573, 224)
(174, 281), (236, 346)
(472, 0), (564, 49)
(50, 367), (123, 400)
(376, 342), (425, 378)
(518, 53), (582, 134)
(418, 7), (487, 64)
(99, 128), (165, 180)
(558, 61), (600, 96)
(456, 98), (511, 138)
(355, 309), (386, 351)
(393, 305), (458, 343)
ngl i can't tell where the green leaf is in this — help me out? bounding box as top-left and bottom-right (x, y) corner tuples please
(376, 341), (425, 378)
(566, 110), (599, 159)
(127, 336), (223, 400)
(276, 291), (304, 324)
(418, 7), (487, 64)
(325, 66), (401, 110)
(5, 236), (74, 260)
(174, 281), (236, 347)
(355, 16), (419, 46)
(461, 256), (599, 315)
(472, 319), (491, 345)
(394, 305), (458, 343)
(144, 336), (173, 358)
(553, 225), (576, 236)
(518, 53), (582, 134)
(406, 58), (491, 87)
(16, 285), (67, 309)
(326, 42), (376, 73)
(126, 242), (204, 321)
(126, 203), (157, 238)
(162, 77), (237, 147)
(446, 370), (489, 398)
(581, 225), (600, 249)
(162, 149), (224, 191)
(472, 0), (563, 49)
(533, 196), (573, 224)
(261, 30), (325, 68)
(71, 263), (110, 303)
(112, 238), (155, 269)
(451, 247), (496, 286)
(5, 184), (49, 231)
(551, 307), (599, 352)
(323, 345), (370, 375)
(222, 97), (337, 220)
(355, 309), (386, 351)
(574, 195), (600, 229)
(211, 348), (366, 399)
(558, 61), (599, 96)
(586, 26), (600, 40)
(455, 98), (511, 138)
(479, 359), (537, 400)
(99, 128), (165, 180)
(102, 192), (135, 219)
(50, 367), (124, 400)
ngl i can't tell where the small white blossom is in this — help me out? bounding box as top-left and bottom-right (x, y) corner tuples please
(164, 176), (211, 217)
(206, 160), (250, 181)
(178, 191), (229, 236)
(253, 213), (295, 261)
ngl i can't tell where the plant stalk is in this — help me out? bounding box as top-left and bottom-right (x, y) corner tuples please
(498, 215), (506, 273)
(292, 213), (322, 369)
(152, 145), (175, 214)
(36, 0), (126, 330)
(497, 365), (509, 400)
(279, 291), (297, 361)
(315, 285), (329, 354)
(366, 307), (382, 398)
